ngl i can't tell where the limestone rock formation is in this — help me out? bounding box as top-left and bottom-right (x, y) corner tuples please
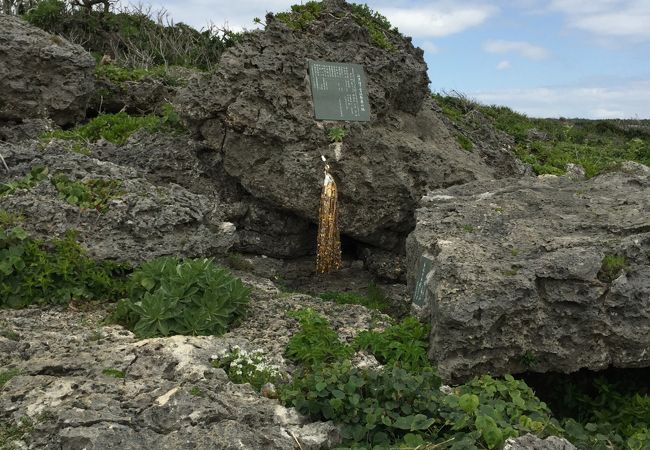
(406, 168), (650, 381)
(0, 141), (236, 263)
(0, 15), (95, 126)
(175, 0), (525, 251)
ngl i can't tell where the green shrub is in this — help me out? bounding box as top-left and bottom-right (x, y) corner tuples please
(24, 1), (237, 70)
(348, 2), (396, 50)
(111, 257), (250, 338)
(212, 346), (284, 391)
(354, 317), (430, 372)
(51, 175), (124, 212)
(43, 106), (185, 146)
(0, 227), (127, 308)
(22, 0), (67, 29)
(285, 308), (354, 366)
(275, 1), (324, 31)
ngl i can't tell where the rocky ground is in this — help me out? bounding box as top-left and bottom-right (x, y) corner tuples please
(0, 273), (394, 449)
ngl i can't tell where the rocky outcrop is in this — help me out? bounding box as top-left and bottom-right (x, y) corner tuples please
(93, 130), (316, 258)
(0, 276), (390, 449)
(0, 15), (95, 126)
(0, 141), (236, 263)
(175, 0), (525, 251)
(406, 168), (650, 381)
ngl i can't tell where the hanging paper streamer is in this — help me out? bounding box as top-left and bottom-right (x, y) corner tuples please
(316, 158), (342, 274)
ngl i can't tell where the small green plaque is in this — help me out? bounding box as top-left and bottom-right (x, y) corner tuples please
(412, 255), (433, 307)
(309, 60), (370, 121)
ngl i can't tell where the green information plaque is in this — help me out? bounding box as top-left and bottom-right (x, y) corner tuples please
(309, 60), (370, 121)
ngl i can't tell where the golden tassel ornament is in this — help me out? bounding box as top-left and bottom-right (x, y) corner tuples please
(316, 159), (342, 274)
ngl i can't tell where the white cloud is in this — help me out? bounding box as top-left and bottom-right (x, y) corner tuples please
(382, 4), (497, 38)
(483, 39), (550, 60)
(496, 60), (511, 70)
(548, 0), (650, 41)
(471, 80), (650, 118)
(419, 41), (440, 55)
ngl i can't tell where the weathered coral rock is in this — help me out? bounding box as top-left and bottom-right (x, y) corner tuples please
(0, 15), (95, 126)
(0, 142), (235, 263)
(406, 169), (650, 381)
(175, 0), (524, 251)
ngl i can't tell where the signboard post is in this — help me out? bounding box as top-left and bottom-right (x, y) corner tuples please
(309, 61), (370, 122)
(310, 60), (370, 274)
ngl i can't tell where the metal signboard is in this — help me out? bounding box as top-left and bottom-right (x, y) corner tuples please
(309, 61), (370, 122)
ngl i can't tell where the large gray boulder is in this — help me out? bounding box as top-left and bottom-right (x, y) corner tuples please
(406, 167), (650, 381)
(0, 141), (236, 263)
(175, 0), (525, 251)
(0, 15), (95, 126)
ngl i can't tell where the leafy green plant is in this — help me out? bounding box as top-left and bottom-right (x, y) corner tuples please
(327, 126), (347, 143)
(285, 308), (354, 366)
(101, 368), (125, 378)
(598, 254), (627, 282)
(281, 362), (441, 446)
(111, 257), (250, 338)
(42, 105), (185, 147)
(0, 166), (48, 197)
(0, 227), (127, 308)
(212, 346), (284, 391)
(51, 174), (124, 212)
(354, 317), (430, 373)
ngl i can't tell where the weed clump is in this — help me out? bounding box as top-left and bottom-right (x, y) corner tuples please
(42, 105), (184, 147)
(52, 175), (124, 212)
(598, 254), (627, 282)
(0, 227), (127, 308)
(319, 282), (391, 313)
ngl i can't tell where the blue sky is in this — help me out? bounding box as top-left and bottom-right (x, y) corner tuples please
(131, 0), (650, 119)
